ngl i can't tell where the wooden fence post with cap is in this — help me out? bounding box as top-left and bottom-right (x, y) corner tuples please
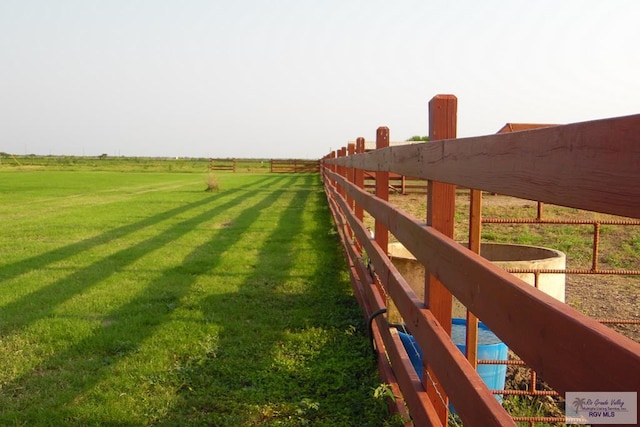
(375, 128), (390, 254)
(423, 94), (457, 423)
(337, 147), (346, 199)
(347, 143), (356, 216)
(355, 138), (365, 223)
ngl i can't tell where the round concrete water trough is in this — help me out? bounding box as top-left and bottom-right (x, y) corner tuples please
(387, 242), (566, 322)
(479, 243), (566, 303)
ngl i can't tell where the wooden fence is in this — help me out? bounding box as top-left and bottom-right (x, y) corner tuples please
(207, 158), (319, 173)
(209, 158), (236, 172)
(270, 159), (319, 173)
(321, 94), (640, 426)
(364, 172), (428, 195)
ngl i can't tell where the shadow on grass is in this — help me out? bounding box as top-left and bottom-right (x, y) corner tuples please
(1, 174), (390, 426)
(157, 174), (388, 426)
(0, 175), (283, 338)
(0, 175), (302, 423)
(0, 175), (277, 284)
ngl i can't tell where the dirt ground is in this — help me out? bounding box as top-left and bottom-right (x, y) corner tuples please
(566, 274), (640, 341)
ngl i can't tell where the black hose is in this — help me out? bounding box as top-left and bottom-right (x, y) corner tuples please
(367, 308), (387, 358)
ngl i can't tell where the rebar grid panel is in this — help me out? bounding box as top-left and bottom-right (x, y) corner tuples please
(474, 197), (639, 425)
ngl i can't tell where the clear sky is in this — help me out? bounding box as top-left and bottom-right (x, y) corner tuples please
(1, 1), (638, 159)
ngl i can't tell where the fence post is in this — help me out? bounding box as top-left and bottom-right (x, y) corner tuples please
(353, 138), (366, 254)
(329, 151), (337, 187)
(374, 128), (391, 323)
(337, 147), (347, 199)
(466, 189), (482, 368)
(375, 128), (389, 253)
(423, 94), (457, 422)
(232, 158), (237, 173)
(354, 138), (365, 223)
(345, 143), (356, 240)
(347, 143), (356, 211)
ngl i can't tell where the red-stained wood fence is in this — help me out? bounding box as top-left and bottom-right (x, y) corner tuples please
(321, 94), (640, 426)
(270, 159), (319, 173)
(209, 158), (236, 172)
(364, 172), (429, 195)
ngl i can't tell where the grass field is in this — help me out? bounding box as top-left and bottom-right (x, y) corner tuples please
(0, 170), (394, 426)
(0, 154), (272, 173)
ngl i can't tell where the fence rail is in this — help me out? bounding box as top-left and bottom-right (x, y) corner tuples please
(321, 94), (640, 426)
(209, 158), (236, 172)
(270, 159), (319, 173)
(206, 158), (319, 173)
(364, 171), (428, 194)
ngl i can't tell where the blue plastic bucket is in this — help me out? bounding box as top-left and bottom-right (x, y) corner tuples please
(398, 330), (424, 376)
(451, 318), (508, 395)
(397, 318), (508, 404)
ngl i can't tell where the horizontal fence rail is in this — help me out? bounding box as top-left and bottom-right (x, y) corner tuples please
(320, 94), (640, 426)
(206, 158), (319, 173)
(209, 158), (236, 172)
(332, 114), (640, 219)
(270, 159), (319, 173)
(364, 171), (429, 195)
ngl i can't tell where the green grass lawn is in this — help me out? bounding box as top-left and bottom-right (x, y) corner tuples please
(0, 170), (392, 426)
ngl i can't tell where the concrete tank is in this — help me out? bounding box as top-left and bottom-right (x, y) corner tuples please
(478, 243), (566, 303)
(386, 242), (566, 323)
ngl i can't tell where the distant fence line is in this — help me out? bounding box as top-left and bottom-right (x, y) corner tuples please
(364, 171), (427, 194)
(0, 156), (320, 174)
(269, 159), (319, 173)
(209, 158), (236, 172)
(208, 158), (319, 174)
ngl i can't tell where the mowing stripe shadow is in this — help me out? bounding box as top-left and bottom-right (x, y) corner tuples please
(0, 175), (301, 422)
(0, 176), (283, 337)
(0, 175), (277, 284)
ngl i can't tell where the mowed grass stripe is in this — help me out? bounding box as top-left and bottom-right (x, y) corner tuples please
(0, 180), (197, 219)
(0, 172), (392, 426)
(0, 174), (277, 286)
(0, 172), (205, 221)
(0, 171), (174, 206)
(0, 174), (285, 323)
(66, 178), (312, 424)
(0, 174), (283, 389)
(0, 175), (298, 420)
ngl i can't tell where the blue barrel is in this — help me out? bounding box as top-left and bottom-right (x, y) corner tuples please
(398, 330), (424, 377)
(451, 318), (508, 397)
(397, 318), (508, 402)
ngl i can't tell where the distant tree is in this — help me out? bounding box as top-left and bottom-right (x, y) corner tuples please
(406, 135), (429, 142)
(99, 153), (108, 160)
